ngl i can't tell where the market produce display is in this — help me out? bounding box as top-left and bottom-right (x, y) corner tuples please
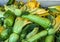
(0, 0), (60, 42)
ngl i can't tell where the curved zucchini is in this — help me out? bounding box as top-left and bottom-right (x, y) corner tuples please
(26, 27), (39, 39)
(20, 23), (37, 40)
(13, 17), (31, 34)
(27, 30), (47, 42)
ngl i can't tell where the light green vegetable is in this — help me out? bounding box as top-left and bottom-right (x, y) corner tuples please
(13, 17), (31, 34)
(27, 30), (47, 42)
(45, 35), (54, 42)
(4, 5), (22, 16)
(22, 15), (51, 29)
(9, 33), (19, 42)
(20, 23), (37, 41)
(26, 27), (39, 39)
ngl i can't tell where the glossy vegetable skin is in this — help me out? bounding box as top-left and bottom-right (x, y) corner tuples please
(13, 17), (31, 34)
(22, 14), (51, 29)
(45, 35), (54, 42)
(27, 30), (47, 42)
(9, 33), (19, 42)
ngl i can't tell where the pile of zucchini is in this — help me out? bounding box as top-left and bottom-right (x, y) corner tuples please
(0, 0), (60, 42)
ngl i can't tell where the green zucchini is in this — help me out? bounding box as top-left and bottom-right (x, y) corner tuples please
(45, 35), (54, 42)
(1, 29), (12, 40)
(4, 10), (15, 27)
(48, 29), (55, 35)
(20, 23), (37, 40)
(13, 17), (31, 34)
(22, 15), (51, 29)
(9, 33), (19, 42)
(4, 15), (15, 27)
(26, 27), (39, 39)
(27, 30), (47, 42)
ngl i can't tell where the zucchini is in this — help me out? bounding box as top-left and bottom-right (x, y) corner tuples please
(27, 30), (47, 42)
(20, 23), (37, 40)
(22, 15), (51, 29)
(4, 15), (15, 27)
(9, 33), (19, 42)
(45, 35), (54, 42)
(4, 10), (15, 27)
(26, 27), (39, 39)
(13, 17), (31, 34)
(1, 29), (12, 40)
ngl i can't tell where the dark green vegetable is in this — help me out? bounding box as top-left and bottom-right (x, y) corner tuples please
(4, 10), (15, 27)
(4, 15), (15, 27)
(4, 10), (15, 18)
(20, 23), (37, 40)
(27, 30), (47, 42)
(13, 17), (31, 34)
(7, 0), (15, 5)
(1, 29), (12, 40)
(9, 33), (19, 42)
(22, 15), (51, 29)
(56, 32), (60, 42)
(45, 35), (54, 42)
(0, 18), (4, 26)
(26, 27), (38, 39)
